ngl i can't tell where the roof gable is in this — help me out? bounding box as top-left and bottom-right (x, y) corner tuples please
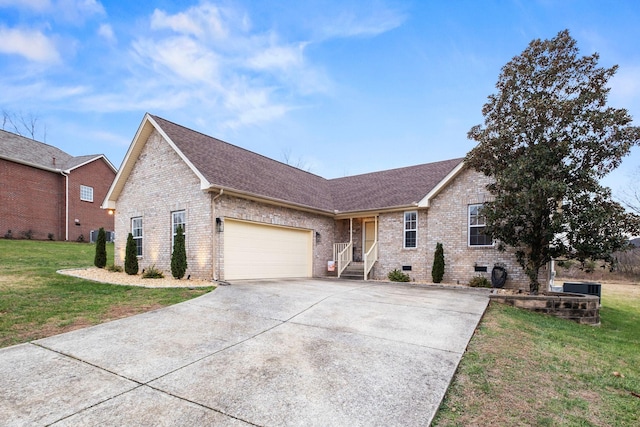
(104, 114), (465, 214)
(151, 115), (335, 212)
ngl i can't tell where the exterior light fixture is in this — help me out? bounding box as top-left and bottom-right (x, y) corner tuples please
(216, 217), (224, 232)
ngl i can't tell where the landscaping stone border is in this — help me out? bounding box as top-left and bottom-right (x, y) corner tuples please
(489, 292), (600, 325)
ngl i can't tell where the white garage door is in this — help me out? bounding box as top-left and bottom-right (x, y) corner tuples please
(224, 219), (313, 280)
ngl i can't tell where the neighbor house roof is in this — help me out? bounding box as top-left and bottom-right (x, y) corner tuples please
(103, 113), (465, 215)
(0, 129), (116, 173)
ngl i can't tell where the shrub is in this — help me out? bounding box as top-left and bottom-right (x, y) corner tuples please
(22, 229), (34, 240)
(4, 230), (12, 239)
(432, 242), (445, 283)
(469, 276), (491, 288)
(77, 234), (85, 243)
(106, 264), (123, 272)
(94, 227), (107, 268)
(124, 233), (139, 275)
(48, 233), (54, 241)
(388, 269), (410, 282)
(142, 265), (164, 279)
(171, 225), (187, 279)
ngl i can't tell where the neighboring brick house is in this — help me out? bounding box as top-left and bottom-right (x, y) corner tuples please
(0, 129), (117, 242)
(103, 114), (529, 288)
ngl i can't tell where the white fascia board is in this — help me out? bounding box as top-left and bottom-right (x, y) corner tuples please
(102, 114), (211, 210)
(417, 161), (466, 208)
(65, 155), (117, 174)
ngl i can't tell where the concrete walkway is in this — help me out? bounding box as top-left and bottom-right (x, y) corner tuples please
(1, 279), (490, 426)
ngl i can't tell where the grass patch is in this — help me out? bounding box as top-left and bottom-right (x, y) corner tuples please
(0, 239), (214, 348)
(433, 281), (640, 426)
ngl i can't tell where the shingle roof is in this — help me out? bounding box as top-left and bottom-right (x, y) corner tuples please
(0, 129), (72, 170)
(152, 115), (335, 211)
(150, 115), (464, 214)
(0, 129), (113, 172)
(329, 159), (464, 212)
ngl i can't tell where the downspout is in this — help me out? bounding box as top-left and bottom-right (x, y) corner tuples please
(59, 170), (69, 241)
(211, 189), (224, 280)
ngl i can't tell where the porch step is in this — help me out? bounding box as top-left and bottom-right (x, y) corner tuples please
(341, 262), (365, 280)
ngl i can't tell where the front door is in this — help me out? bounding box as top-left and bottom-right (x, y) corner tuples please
(363, 220), (376, 255)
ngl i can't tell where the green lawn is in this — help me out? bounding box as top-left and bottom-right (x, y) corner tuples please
(433, 282), (640, 426)
(0, 239), (214, 348)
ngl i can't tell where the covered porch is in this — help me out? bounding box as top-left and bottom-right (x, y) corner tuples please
(333, 216), (379, 280)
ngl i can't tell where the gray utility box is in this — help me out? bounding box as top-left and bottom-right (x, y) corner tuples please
(563, 282), (601, 302)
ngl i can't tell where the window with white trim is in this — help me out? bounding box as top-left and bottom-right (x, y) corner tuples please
(469, 204), (493, 246)
(171, 210), (186, 249)
(80, 185), (93, 202)
(404, 211), (417, 248)
(132, 217), (143, 257)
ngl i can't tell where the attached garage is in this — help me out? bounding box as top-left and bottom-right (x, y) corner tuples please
(223, 219), (313, 280)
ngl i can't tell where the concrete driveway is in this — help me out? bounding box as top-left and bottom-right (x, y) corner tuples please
(1, 279), (489, 426)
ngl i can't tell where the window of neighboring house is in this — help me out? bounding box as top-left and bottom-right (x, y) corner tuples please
(469, 204), (493, 246)
(132, 217), (143, 257)
(404, 211), (417, 248)
(171, 210), (186, 250)
(80, 185), (93, 202)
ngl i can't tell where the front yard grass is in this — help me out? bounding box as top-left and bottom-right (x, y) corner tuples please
(433, 281), (640, 426)
(0, 239), (214, 348)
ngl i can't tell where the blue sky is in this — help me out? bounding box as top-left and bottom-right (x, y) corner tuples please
(1, 0), (639, 196)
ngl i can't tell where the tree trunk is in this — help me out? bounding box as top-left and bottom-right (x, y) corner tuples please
(526, 264), (540, 295)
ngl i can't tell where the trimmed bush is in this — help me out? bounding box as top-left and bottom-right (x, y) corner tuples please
(469, 276), (491, 288)
(142, 265), (164, 279)
(124, 233), (139, 275)
(171, 225), (187, 279)
(94, 227), (107, 268)
(432, 242), (445, 283)
(106, 264), (123, 272)
(388, 269), (410, 282)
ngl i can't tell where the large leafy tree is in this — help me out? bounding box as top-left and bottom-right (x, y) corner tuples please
(466, 30), (640, 294)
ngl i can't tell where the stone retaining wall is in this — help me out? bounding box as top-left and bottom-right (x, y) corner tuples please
(489, 292), (600, 325)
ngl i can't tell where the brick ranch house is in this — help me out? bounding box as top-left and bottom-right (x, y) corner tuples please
(103, 114), (529, 288)
(0, 129), (117, 242)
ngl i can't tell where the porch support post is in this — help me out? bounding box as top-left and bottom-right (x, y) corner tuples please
(349, 218), (353, 244)
(374, 215), (378, 243)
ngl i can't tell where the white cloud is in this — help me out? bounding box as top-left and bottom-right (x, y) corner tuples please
(317, 5), (406, 39)
(0, 0), (51, 11)
(0, 26), (60, 63)
(97, 23), (115, 43)
(150, 3), (227, 40)
(247, 43), (306, 71)
(133, 36), (220, 84)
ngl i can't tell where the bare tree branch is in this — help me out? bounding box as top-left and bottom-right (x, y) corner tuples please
(1, 109), (46, 141)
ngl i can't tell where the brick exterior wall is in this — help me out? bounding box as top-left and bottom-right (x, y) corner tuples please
(67, 159), (115, 242)
(371, 210), (430, 281)
(114, 130), (214, 278)
(0, 159), (64, 240)
(367, 168), (529, 288)
(423, 168), (528, 288)
(0, 157), (114, 242)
